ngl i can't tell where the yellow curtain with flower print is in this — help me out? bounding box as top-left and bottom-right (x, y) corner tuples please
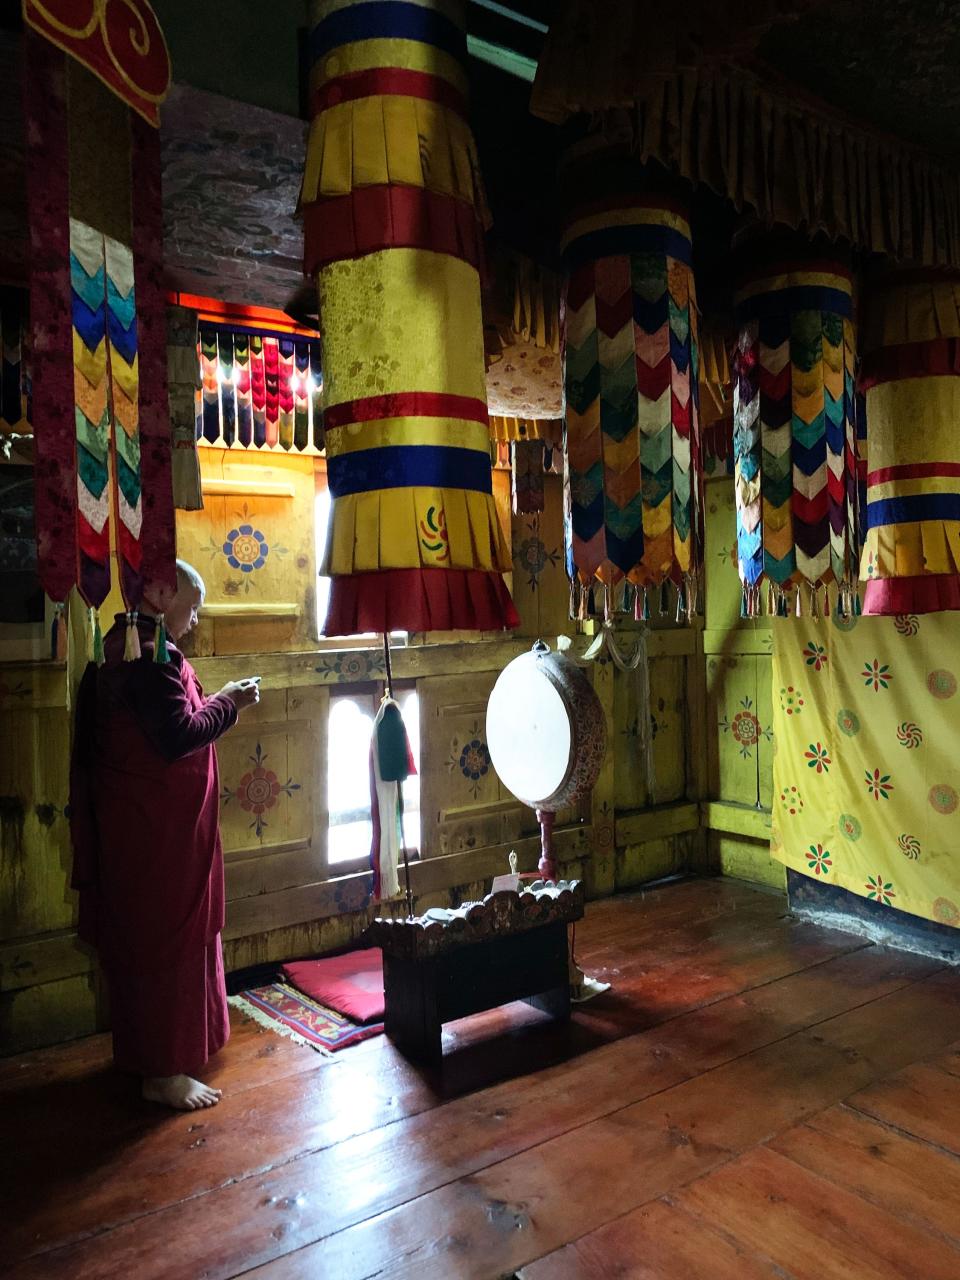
(771, 613), (960, 928)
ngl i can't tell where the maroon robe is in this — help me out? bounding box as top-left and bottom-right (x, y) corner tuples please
(70, 616), (238, 1077)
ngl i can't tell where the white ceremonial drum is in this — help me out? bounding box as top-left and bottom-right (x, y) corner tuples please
(485, 641), (606, 812)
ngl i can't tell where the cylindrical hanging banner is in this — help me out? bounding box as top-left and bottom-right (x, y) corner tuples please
(301, 0), (517, 634)
(561, 158), (704, 620)
(859, 267), (960, 614)
(732, 226), (860, 617)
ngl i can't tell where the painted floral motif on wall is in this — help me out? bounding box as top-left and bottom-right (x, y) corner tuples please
(223, 525), (268, 573)
(314, 650), (386, 682)
(222, 743), (301, 838)
(448, 721), (492, 799)
(206, 503), (287, 595)
(513, 520), (561, 591)
(719, 696), (771, 760)
(0, 679), (31, 701)
(623, 695), (675, 749)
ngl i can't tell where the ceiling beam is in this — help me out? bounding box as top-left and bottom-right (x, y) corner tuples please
(469, 0), (548, 34)
(466, 33), (538, 82)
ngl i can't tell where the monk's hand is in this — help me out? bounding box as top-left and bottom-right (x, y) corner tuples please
(220, 679), (260, 711)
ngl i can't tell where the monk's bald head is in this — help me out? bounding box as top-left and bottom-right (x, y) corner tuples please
(176, 560), (205, 597)
(167, 561), (205, 641)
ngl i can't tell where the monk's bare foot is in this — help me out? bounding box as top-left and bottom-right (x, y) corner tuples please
(142, 1074), (222, 1111)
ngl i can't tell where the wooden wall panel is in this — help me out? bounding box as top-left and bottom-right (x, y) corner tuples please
(510, 475), (570, 640)
(217, 686), (329, 906)
(614, 658), (687, 809)
(0, 696), (73, 941)
(416, 670), (530, 861)
(702, 476), (776, 885)
(177, 451), (318, 657)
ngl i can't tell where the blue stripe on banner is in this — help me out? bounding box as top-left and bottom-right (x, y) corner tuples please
(327, 444), (492, 497)
(564, 224), (693, 268)
(735, 286), (853, 323)
(310, 2), (466, 63)
(867, 493), (960, 527)
(71, 295), (106, 352)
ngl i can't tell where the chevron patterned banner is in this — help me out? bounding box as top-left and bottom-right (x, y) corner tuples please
(25, 30), (177, 652)
(300, 0), (517, 633)
(104, 234), (143, 607)
(71, 218), (112, 608)
(858, 268), (960, 614)
(733, 234), (860, 619)
(561, 195), (704, 620)
(70, 224), (145, 610)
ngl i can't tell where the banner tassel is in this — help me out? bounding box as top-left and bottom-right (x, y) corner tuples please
(92, 609), (105, 667)
(153, 613), (170, 663)
(123, 610), (142, 661)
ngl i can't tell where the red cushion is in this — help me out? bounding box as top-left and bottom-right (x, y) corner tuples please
(282, 950), (384, 1025)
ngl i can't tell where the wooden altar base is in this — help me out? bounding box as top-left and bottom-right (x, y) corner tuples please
(371, 883), (584, 1067)
(382, 922), (571, 1067)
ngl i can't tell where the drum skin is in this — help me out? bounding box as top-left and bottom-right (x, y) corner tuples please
(486, 642), (606, 811)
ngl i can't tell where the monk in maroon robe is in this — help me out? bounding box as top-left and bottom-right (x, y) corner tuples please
(70, 562), (259, 1110)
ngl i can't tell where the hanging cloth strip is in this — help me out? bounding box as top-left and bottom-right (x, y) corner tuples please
(300, 0), (517, 634)
(24, 30), (177, 658)
(561, 170), (705, 622)
(581, 621), (656, 799)
(858, 267), (960, 614)
(732, 225), (861, 619)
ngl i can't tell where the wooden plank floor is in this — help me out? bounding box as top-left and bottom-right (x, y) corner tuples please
(2, 877), (960, 1279)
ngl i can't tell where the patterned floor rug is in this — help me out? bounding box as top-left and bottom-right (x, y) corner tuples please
(229, 983), (384, 1054)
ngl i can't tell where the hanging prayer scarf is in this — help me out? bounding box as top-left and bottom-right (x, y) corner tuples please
(368, 696), (416, 902)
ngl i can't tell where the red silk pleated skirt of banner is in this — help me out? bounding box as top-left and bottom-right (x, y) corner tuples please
(863, 573), (960, 615)
(322, 568), (520, 636)
(303, 186), (484, 276)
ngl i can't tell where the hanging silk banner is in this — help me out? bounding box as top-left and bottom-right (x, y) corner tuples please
(859, 268), (960, 614)
(300, 0), (517, 634)
(23, 0), (171, 128)
(24, 29), (176, 644)
(733, 228), (860, 618)
(561, 187), (704, 621)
